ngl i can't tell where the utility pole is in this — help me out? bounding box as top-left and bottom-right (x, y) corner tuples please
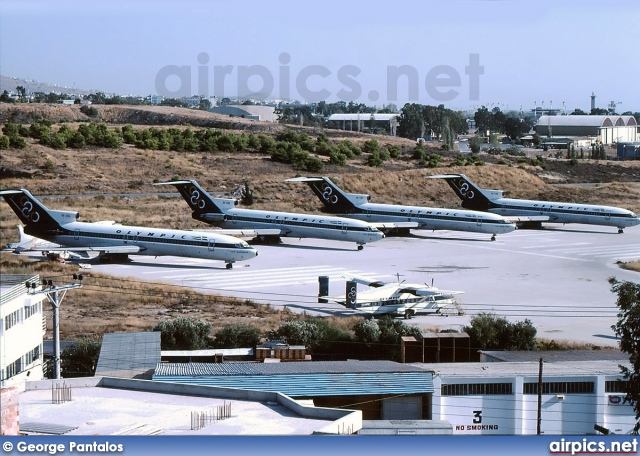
(26, 274), (84, 379)
(537, 357), (543, 435)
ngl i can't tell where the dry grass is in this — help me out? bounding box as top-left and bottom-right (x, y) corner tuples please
(620, 261), (640, 273)
(1, 252), (297, 340)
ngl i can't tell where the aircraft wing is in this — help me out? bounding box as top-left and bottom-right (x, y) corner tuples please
(343, 275), (387, 288)
(19, 245), (143, 258)
(504, 215), (551, 223)
(371, 222), (420, 230)
(187, 228), (283, 238)
(399, 286), (465, 297)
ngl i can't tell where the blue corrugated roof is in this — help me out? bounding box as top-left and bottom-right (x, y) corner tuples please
(152, 361), (433, 397)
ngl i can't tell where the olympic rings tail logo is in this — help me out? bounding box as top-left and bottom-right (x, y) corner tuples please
(19, 197), (40, 223)
(189, 189), (206, 210)
(458, 181), (475, 200)
(347, 286), (357, 300)
(321, 185), (339, 204)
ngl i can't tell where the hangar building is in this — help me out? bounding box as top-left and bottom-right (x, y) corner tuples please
(535, 115), (638, 145)
(209, 105), (278, 122)
(414, 353), (636, 435)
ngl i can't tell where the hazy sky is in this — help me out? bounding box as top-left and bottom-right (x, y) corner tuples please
(1, 0), (639, 112)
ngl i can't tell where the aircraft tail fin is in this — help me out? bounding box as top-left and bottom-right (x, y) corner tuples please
(154, 180), (225, 216)
(427, 174), (492, 211)
(285, 176), (358, 214)
(345, 280), (357, 308)
(0, 189), (64, 231)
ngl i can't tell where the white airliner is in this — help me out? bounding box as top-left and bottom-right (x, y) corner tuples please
(330, 275), (464, 319)
(429, 174), (640, 233)
(0, 189), (258, 268)
(154, 180), (385, 250)
(286, 176), (516, 241)
(4, 225), (59, 252)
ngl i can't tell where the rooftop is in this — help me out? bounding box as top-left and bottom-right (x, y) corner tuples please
(479, 349), (629, 363)
(18, 376), (355, 435)
(411, 360), (630, 378)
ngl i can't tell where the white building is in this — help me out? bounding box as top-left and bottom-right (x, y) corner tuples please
(0, 275), (46, 388)
(147, 94), (163, 105)
(209, 105), (278, 122)
(535, 115), (638, 145)
(325, 113), (401, 135)
(415, 357), (636, 435)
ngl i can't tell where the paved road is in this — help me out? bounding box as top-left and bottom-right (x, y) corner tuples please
(90, 224), (640, 347)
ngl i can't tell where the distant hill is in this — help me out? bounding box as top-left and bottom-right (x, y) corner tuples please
(0, 75), (92, 96)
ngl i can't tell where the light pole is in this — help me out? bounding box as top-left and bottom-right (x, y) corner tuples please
(26, 274), (83, 379)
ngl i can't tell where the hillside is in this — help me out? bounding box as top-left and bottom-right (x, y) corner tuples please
(1, 103), (639, 340)
(1, 103), (639, 236)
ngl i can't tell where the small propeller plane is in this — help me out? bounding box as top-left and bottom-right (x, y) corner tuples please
(329, 275), (465, 319)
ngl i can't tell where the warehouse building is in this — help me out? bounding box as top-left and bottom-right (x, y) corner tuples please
(535, 115), (638, 145)
(414, 354), (636, 435)
(325, 113), (400, 135)
(153, 360), (434, 420)
(209, 105), (278, 122)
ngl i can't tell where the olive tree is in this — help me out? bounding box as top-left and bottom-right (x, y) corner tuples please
(610, 277), (640, 433)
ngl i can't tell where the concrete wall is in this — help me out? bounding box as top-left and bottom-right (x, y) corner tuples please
(1, 387), (19, 435)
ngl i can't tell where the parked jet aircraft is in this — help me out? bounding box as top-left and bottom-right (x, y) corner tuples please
(329, 275), (464, 319)
(3, 225), (59, 252)
(286, 176), (516, 241)
(154, 180), (384, 250)
(429, 173), (640, 233)
(0, 189), (258, 268)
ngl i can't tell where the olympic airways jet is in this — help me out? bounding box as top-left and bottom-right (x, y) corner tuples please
(154, 180), (384, 250)
(429, 173), (640, 233)
(0, 188), (258, 268)
(286, 176), (516, 241)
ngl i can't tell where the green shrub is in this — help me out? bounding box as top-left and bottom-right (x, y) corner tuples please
(67, 131), (86, 149)
(49, 133), (67, 150)
(9, 135), (26, 149)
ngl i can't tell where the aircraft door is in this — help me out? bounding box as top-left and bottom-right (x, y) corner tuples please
(342, 223), (348, 234)
(74, 229), (80, 240)
(232, 214), (238, 225)
(208, 239), (215, 251)
(606, 210), (611, 221)
(476, 214), (482, 227)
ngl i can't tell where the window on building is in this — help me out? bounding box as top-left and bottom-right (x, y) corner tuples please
(24, 302), (41, 320)
(4, 308), (22, 331)
(441, 383), (513, 396)
(524, 381), (594, 395)
(606, 380), (630, 393)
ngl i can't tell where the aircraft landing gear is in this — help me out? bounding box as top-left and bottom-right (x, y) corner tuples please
(226, 263), (233, 269)
(618, 228), (624, 234)
(491, 235), (496, 241)
(404, 310), (414, 320)
(357, 245), (364, 251)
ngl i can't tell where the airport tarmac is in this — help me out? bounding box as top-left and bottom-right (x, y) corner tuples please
(88, 224), (640, 347)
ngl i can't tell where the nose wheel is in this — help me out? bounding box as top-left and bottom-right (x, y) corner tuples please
(226, 263), (233, 269)
(357, 245), (364, 250)
(491, 235), (496, 241)
(618, 228), (624, 234)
